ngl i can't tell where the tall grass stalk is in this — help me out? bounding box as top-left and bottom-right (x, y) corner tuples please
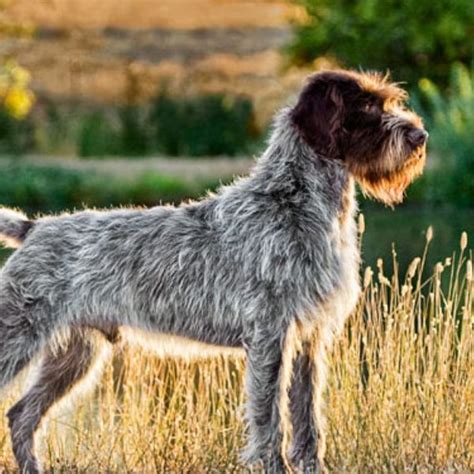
(0, 235), (472, 472)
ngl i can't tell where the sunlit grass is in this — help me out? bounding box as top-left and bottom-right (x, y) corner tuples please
(0, 231), (472, 472)
(327, 229), (473, 472)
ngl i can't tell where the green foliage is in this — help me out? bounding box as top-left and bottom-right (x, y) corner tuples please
(77, 93), (260, 158)
(118, 105), (150, 156)
(0, 92), (260, 158)
(417, 63), (474, 205)
(33, 101), (79, 155)
(0, 162), (87, 211)
(78, 111), (119, 157)
(0, 108), (34, 154)
(0, 162), (225, 213)
(288, 0), (474, 87)
(150, 93), (259, 156)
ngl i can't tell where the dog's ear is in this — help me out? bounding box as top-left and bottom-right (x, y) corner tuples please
(291, 73), (348, 157)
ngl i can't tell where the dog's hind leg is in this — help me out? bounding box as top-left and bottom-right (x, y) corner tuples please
(7, 327), (114, 474)
(0, 299), (51, 392)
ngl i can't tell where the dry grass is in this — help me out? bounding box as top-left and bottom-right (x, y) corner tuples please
(3, 0), (297, 29)
(0, 229), (472, 472)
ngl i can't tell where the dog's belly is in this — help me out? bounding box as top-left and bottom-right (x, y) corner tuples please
(121, 327), (245, 359)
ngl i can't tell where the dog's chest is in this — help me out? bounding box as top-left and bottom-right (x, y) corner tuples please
(319, 202), (361, 335)
(337, 218), (361, 311)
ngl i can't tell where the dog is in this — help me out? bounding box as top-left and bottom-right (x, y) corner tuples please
(0, 69), (427, 473)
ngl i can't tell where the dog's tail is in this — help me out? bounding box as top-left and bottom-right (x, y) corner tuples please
(0, 208), (34, 248)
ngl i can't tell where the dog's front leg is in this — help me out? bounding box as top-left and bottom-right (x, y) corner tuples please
(242, 320), (285, 472)
(242, 318), (300, 473)
(288, 337), (326, 474)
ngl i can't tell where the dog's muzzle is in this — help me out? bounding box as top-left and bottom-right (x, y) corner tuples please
(407, 128), (429, 149)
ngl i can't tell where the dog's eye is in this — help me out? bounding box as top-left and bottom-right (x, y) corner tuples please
(363, 102), (380, 114)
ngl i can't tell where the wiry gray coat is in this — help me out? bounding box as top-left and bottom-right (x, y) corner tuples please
(1, 69), (426, 473)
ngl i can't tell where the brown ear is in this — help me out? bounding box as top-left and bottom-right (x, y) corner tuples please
(291, 74), (347, 157)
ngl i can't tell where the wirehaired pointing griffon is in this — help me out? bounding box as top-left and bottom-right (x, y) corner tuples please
(0, 70), (426, 473)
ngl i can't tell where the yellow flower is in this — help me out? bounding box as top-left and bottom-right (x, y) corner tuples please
(3, 86), (34, 119)
(0, 60), (35, 119)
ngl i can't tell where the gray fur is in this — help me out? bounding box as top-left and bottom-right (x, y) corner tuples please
(0, 101), (390, 472)
(289, 345), (319, 472)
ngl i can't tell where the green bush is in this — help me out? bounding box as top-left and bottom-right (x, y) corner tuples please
(0, 162), (225, 213)
(150, 93), (259, 156)
(0, 108), (34, 154)
(288, 0), (474, 88)
(33, 101), (79, 155)
(417, 63), (474, 205)
(118, 105), (150, 156)
(0, 162), (87, 210)
(78, 110), (120, 158)
(1, 92), (260, 158)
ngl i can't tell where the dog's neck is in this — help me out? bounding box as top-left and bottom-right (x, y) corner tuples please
(248, 108), (355, 220)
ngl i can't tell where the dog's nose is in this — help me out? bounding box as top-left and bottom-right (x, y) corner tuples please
(408, 129), (429, 148)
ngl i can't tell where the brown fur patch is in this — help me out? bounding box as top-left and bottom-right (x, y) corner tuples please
(353, 144), (426, 205)
(351, 70), (408, 106)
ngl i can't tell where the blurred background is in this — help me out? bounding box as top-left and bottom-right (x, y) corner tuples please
(0, 0), (473, 271)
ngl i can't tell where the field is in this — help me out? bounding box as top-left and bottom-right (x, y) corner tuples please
(0, 232), (472, 472)
(2, 0), (297, 29)
(0, 1), (473, 472)
(1, 0), (307, 126)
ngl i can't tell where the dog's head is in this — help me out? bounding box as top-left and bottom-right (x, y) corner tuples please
(291, 70), (427, 205)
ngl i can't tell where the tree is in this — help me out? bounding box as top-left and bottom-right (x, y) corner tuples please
(288, 0), (474, 88)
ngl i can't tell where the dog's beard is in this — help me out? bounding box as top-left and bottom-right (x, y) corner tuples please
(355, 145), (426, 206)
